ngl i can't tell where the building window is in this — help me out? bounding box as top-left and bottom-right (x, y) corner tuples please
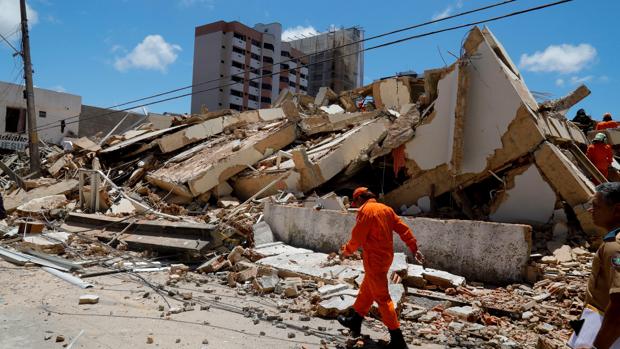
(262, 56), (273, 64)
(300, 85), (307, 92)
(5, 107), (26, 133)
(230, 89), (243, 97)
(262, 69), (272, 76)
(279, 76), (289, 83)
(231, 75), (244, 83)
(262, 83), (272, 90)
(289, 81), (296, 88)
(281, 63), (289, 70)
(261, 96), (271, 104)
(251, 39), (261, 47)
(232, 46), (246, 55)
(220, 60), (225, 64)
(39, 111), (47, 118)
(233, 33), (245, 41)
(229, 103), (242, 111)
(300, 73), (308, 79)
(250, 53), (260, 61)
(248, 94), (258, 102)
(281, 51), (290, 58)
(263, 43), (274, 51)
(249, 80), (259, 88)
(232, 61), (245, 69)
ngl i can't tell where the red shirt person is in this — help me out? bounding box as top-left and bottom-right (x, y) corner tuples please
(337, 187), (424, 349)
(596, 113), (619, 131)
(587, 133), (614, 179)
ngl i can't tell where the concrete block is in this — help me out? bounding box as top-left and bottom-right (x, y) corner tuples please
(444, 305), (478, 322)
(79, 294), (99, 305)
(423, 269), (466, 288)
(317, 294), (356, 318)
(534, 142), (594, 207)
(257, 108), (286, 121)
(253, 221), (275, 246)
(264, 203), (531, 284)
(254, 274), (280, 293)
(319, 105), (345, 115)
(318, 284), (352, 298)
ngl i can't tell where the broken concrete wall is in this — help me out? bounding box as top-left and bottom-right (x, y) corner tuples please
(534, 142), (603, 237)
(489, 164), (557, 225)
(263, 203), (531, 284)
(147, 122), (297, 198)
(232, 118), (389, 200)
(404, 66), (457, 173)
(372, 77), (414, 110)
(456, 27), (545, 176)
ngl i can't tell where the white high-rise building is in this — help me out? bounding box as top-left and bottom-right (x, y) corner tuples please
(191, 21), (308, 114)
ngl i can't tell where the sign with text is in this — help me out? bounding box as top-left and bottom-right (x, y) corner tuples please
(0, 133), (28, 151)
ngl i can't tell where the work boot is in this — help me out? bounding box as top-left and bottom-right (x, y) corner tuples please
(337, 311), (363, 337)
(387, 328), (408, 349)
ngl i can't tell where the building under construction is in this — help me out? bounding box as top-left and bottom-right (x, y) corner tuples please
(288, 27), (364, 96)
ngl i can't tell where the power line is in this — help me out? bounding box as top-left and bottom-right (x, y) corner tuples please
(33, 0), (518, 132)
(0, 29), (21, 56)
(36, 0), (572, 133)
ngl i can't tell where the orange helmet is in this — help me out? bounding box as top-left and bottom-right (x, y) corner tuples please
(352, 187), (369, 201)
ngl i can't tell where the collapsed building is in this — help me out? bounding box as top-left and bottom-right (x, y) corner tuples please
(0, 26), (605, 348)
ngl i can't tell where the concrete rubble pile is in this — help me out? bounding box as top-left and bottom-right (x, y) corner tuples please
(0, 26), (606, 348)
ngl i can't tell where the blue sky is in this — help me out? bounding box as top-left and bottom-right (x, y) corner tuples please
(0, 0), (618, 120)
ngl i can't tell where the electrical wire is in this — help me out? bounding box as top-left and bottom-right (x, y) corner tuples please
(35, 0), (573, 133)
(32, 0), (521, 132)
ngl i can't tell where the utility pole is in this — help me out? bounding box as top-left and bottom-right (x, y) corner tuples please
(20, 0), (41, 176)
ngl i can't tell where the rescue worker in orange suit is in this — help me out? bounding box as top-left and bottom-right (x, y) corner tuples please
(596, 113), (619, 131)
(337, 187), (424, 349)
(587, 133), (614, 180)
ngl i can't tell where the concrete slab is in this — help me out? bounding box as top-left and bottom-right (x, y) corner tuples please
(489, 164), (557, 225)
(263, 203), (531, 284)
(147, 122), (296, 197)
(232, 118), (389, 199)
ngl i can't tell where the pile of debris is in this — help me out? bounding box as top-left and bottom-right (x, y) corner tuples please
(0, 25), (607, 348)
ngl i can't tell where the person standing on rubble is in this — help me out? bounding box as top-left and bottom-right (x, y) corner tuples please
(337, 187), (424, 349)
(587, 133), (614, 180)
(569, 183), (620, 349)
(573, 108), (597, 133)
(596, 113), (619, 131)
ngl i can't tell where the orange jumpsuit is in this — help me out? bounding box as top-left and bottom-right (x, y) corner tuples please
(342, 199), (418, 330)
(596, 121), (619, 130)
(587, 143), (613, 178)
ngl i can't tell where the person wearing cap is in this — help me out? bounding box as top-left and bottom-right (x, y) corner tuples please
(337, 187), (424, 349)
(596, 113), (619, 131)
(573, 108), (597, 133)
(587, 133), (614, 180)
(568, 183), (620, 348)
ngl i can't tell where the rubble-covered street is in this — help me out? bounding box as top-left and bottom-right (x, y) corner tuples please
(0, 24), (613, 348)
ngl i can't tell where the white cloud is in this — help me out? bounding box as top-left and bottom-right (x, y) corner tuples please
(282, 25), (319, 41)
(569, 75), (593, 85)
(114, 35), (181, 73)
(519, 43), (597, 74)
(555, 78), (565, 87)
(0, 0), (38, 41)
(432, 0), (463, 20)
